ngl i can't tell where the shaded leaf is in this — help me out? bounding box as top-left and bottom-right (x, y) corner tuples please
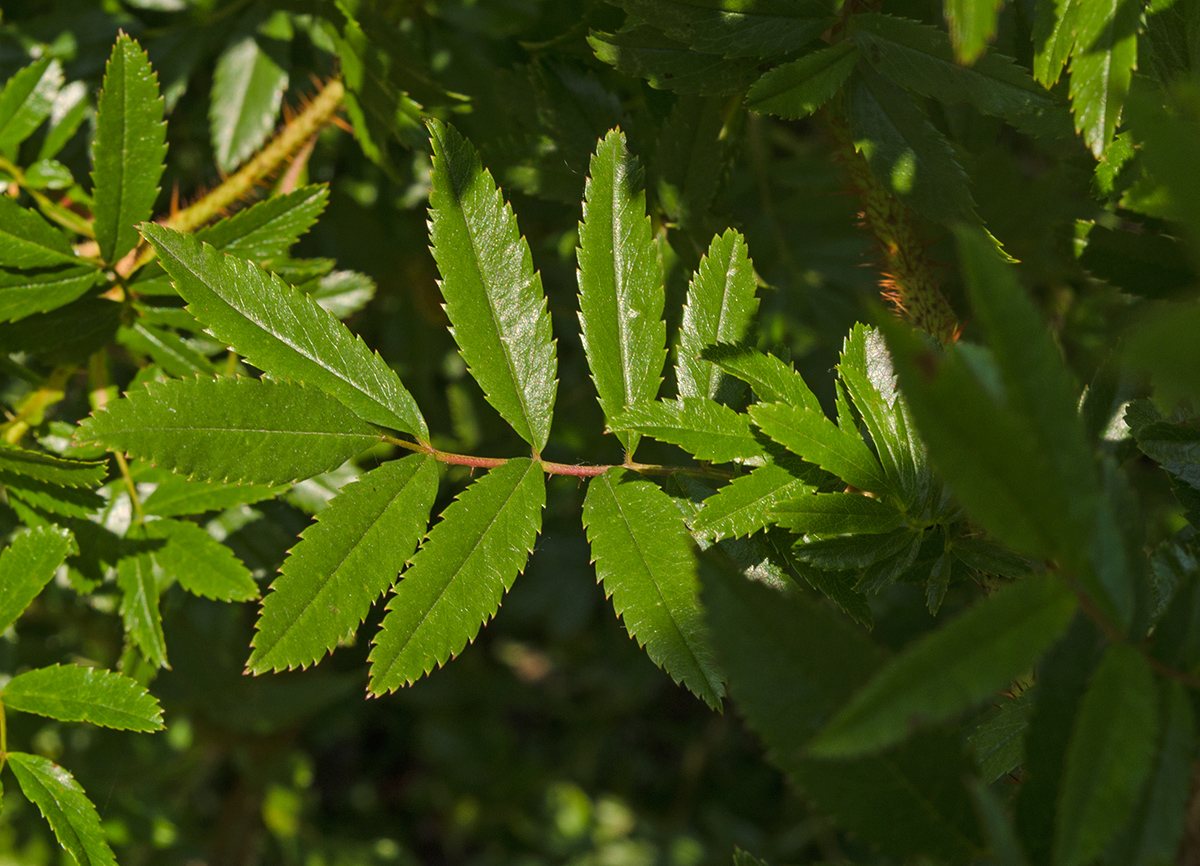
(0, 197), (80, 269)
(691, 462), (817, 540)
(584, 469), (723, 707)
(92, 34), (167, 264)
(772, 492), (904, 535)
(763, 531), (873, 627)
(7, 752), (116, 866)
(703, 343), (823, 412)
(0, 264), (101, 323)
(750, 402), (891, 494)
(369, 458), (544, 692)
(117, 549), (167, 668)
(250, 454), (438, 673)
(792, 529), (917, 570)
(0, 526), (72, 634)
(2, 664), (164, 731)
(610, 0), (833, 58)
(969, 689), (1033, 782)
(0, 58), (61, 151)
(143, 518), (258, 602)
(611, 398), (762, 463)
(746, 42), (860, 119)
(0, 444), (106, 488)
(1069, 0), (1140, 157)
(141, 224), (426, 439)
(118, 322), (219, 376)
(945, 0), (1003, 64)
(577, 128), (664, 453)
(210, 11), (291, 172)
(1033, 0), (1081, 85)
(427, 119), (557, 451)
(75, 376), (383, 486)
(588, 25), (761, 94)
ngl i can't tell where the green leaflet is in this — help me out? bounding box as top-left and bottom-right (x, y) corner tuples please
(969, 688), (1033, 783)
(653, 94), (730, 228)
(195, 185), (329, 260)
(142, 518), (258, 602)
(969, 779), (1031, 866)
(610, 398), (762, 463)
(0, 196), (79, 269)
(762, 531), (873, 627)
(141, 225), (425, 439)
(703, 343), (823, 412)
(0, 526), (72, 634)
(944, 0), (1002, 64)
(305, 270), (376, 319)
(75, 376), (383, 486)
(691, 462), (816, 540)
(588, 26), (762, 95)
(772, 492), (904, 535)
(0, 473), (103, 518)
(577, 129), (664, 454)
(140, 473), (281, 517)
(7, 752), (116, 866)
(846, 67), (976, 226)
(117, 550), (167, 668)
(749, 402), (892, 495)
(0, 264), (101, 322)
(92, 34), (167, 264)
(852, 14), (1053, 121)
(0, 57), (61, 151)
(809, 576), (1077, 756)
(1054, 644), (1160, 866)
(746, 42), (860, 120)
(37, 80), (87, 162)
(1033, 0), (1080, 85)
(0, 443), (106, 488)
(118, 322), (219, 377)
(610, 0), (833, 58)
(1068, 0), (1139, 157)
(427, 119), (558, 452)
(250, 454), (438, 673)
(676, 229), (760, 403)
(2, 664), (164, 731)
(369, 458), (544, 692)
(583, 469), (723, 708)
(209, 11), (291, 172)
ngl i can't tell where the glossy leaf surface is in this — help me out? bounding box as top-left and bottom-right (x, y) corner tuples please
(703, 344), (822, 412)
(2, 664), (164, 731)
(691, 462), (817, 540)
(611, 399), (761, 463)
(195, 185), (328, 260)
(750, 402), (891, 495)
(210, 14), (290, 172)
(8, 753), (116, 866)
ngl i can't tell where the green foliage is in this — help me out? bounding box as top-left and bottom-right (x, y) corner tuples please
(0, 3), (1198, 864)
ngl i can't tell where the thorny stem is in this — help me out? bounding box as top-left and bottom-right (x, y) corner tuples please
(384, 436), (737, 481)
(122, 78), (346, 276)
(824, 113), (961, 345)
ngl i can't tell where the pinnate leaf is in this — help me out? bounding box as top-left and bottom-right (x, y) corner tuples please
(1032, 0), (1080, 85)
(0, 58), (61, 151)
(142, 518), (258, 602)
(195, 185), (329, 260)
(575, 128), (663, 454)
(75, 376), (383, 486)
(92, 34), (167, 264)
(428, 119), (558, 452)
(251, 454), (438, 673)
(772, 492), (904, 535)
(7, 752), (116, 866)
(810, 576), (1077, 757)
(0, 443), (106, 488)
(0, 526), (72, 634)
(141, 224), (426, 439)
(210, 13), (290, 173)
(691, 462), (816, 540)
(746, 43), (859, 119)
(677, 229), (760, 403)
(610, 0), (833, 58)
(588, 26), (761, 95)
(703, 343), (822, 412)
(369, 458), (544, 692)
(750, 402), (892, 495)
(1068, 0), (1139, 157)
(611, 399), (762, 463)
(1054, 643), (1160, 866)
(140, 473), (281, 517)
(0, 197), (79, 268)
(118, 549), (167, 668)
(2, 664), (164, 731)
(0, 265), (101, 323)
(583, 469), (723, 708)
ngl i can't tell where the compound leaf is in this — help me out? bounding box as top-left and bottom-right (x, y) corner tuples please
(92, 34), (167, 264)
(210, 14), (291, 172)
(589, 26), (761, 94)
(369, 458), (544, 692)
(0, 57), (61, 151)
(610, 398), (762, 463)
(117, 550), (167, 668)
(251, 454), (438, 673)
(7, 752), (115, 866)
(577, 128), (664, 454)
(75, 376), (383, 486)
(2, 664), (164, 731)
(750, 402), (892, 495)
(703, 343), (823, 412)
(772, 492), (904, 535)
(1054, 643), (1160, 866)
(583, 469), (723, 708)
(141, 225), (426, 439)
(691, 462), (817, 540)
(746, 42), (860, 119)
(677, 229), (760, 403)
(427, 119), (557, 452)
(809, 576), (1077, 756)
(0, 526), (72, 634)
(0, 197), (79, 268)
(142, 518), (258, 602)
(609, 0), (833, 58)
(195, 185), (328, 260)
